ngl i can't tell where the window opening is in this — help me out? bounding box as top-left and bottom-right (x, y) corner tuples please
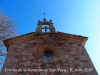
(44, 51), (52, 57)
(42, 25), (50, 32)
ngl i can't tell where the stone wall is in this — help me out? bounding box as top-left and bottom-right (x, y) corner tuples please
(1, 34), (98, 75)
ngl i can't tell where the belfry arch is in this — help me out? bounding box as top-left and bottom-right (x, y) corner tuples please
(35, 18), (56, 33)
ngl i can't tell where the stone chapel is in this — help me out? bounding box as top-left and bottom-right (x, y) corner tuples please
(1, 18), (98, 75)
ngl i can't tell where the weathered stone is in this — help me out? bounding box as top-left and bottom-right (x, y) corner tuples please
(65, 55), (69, 58)
(22, 57), (26, 61)
(33, 42), (38, 46)
(24, 61), (31, 67)
(4, 58), (10, 64)
(79, 55), (89, 62)
(26, 74), (30, 75)
(16, 64), (23, 68)
(70, 51), (77, 55)
(52, 56), (58, 62)
(11, 58), (18, 63)
(68, 42), (74, 45)
(68, 60), (72, 64)
(27, 54), (35, 60)
(66, 49), (72, 52)
(73, 63), (79, 68)
(74, 56), (79, 60)
(6, 64), (16, 68)
(40, 72), (45, 75)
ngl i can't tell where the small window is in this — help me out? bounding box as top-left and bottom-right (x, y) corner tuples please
(44, 51), (52, 57)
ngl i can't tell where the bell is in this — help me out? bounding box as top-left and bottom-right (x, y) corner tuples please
(45, 29), (47, 32)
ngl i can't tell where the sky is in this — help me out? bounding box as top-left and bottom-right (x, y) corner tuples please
(0, 0), (100, 74)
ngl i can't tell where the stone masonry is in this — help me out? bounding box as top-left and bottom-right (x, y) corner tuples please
(1, 33), (98, 75)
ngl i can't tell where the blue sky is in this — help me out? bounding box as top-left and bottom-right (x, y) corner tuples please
(0, 0), (100, 74)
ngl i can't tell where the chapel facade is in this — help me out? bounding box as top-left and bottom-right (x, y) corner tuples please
(1, 18), (98, 75)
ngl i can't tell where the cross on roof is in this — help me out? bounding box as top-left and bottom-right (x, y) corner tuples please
(39, 13), (49, 18)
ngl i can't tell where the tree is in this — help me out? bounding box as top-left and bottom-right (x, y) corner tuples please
(0, 11), (18, 64)
(0, 11), (18, 39)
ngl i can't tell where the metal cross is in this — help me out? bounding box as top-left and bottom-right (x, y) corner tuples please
(39, 13), (49, 18)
